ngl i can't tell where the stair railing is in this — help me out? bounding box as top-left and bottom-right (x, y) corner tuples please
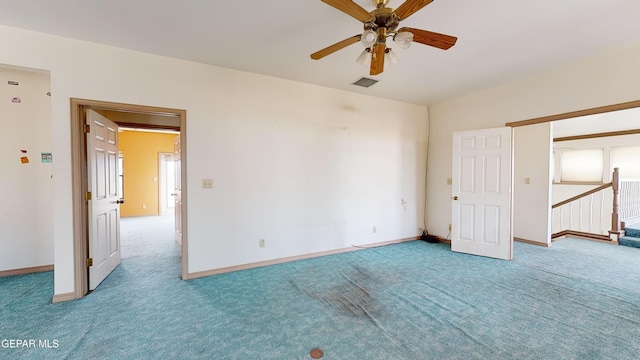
(620, 178), (640, 228)
(551, 168), (621, 241)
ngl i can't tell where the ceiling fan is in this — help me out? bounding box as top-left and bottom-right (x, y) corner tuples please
(310, 0), (457, 76)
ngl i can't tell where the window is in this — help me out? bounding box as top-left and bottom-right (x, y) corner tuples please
(560, 148), (603, 182)
(612, 146), (640, 178)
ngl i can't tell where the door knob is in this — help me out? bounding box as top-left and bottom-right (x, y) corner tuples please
(453, 196), (458, 200)
(116, 199), (126, 204)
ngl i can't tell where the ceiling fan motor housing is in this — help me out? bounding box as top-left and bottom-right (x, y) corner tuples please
(366, 6), (399, 37)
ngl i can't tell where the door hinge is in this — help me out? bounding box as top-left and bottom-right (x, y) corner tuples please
(86, 258), (93, 267)
(86, 191), (92, 201)
(84, 124), (91, 133)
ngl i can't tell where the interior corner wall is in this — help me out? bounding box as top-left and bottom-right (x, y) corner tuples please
(0, 66), (53, 271)
(0, 25), (429, 296)
(426, 43), (640, 244)
(118, 131), (176, 217)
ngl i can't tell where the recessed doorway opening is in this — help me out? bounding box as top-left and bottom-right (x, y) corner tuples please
(70, 99), (187, 300)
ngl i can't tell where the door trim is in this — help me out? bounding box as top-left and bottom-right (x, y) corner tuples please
(505, 99), (640, 127)
(70, 98), (188, 300)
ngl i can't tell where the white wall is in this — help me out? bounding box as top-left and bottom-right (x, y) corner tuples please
(0, 25), (429, 296)
(426, 43), (640, 246)
(553, 107), (640, 138)
(0, 66), (53, 271)
(513, 123), (553, 244)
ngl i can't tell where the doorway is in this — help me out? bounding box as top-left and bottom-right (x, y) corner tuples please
(70, 99), (187, 299)
(507, 99), (640, 245)
(117, 129), (179, 262)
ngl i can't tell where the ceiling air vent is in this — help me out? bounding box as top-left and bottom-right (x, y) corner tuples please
(352, 77), (378, 88)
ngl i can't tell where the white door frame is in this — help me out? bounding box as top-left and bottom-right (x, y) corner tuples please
(70, 98), (188, 299)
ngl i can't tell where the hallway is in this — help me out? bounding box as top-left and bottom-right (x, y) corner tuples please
(120, 215), (178, 260)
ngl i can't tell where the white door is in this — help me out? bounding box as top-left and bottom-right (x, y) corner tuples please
(451, 127), (513, 260)
(158, 153), (175, 215)
(87, 110), (122, 290)
(174, 135), (182, 246)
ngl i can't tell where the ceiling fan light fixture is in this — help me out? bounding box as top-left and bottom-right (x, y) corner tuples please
(385, 48), (398, 66)
(393, 31), (413, 49)
(311, 0), (457, 76)
(356, 48), (372, 66)
(361, 30), (377, 47)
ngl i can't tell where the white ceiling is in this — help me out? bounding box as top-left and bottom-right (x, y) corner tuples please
(1, 0), (640, 106)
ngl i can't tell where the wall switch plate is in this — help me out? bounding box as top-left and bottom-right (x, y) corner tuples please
(525, 177), (531, 185)
(202, 179), (213, 189)
(259, 239), (265, 248)
(447, 178), (452, 185)
(372, 226), (377, 233)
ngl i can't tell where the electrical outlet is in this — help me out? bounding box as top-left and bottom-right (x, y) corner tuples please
(259, 239), (265, 248)
(142, 204), (147, 209)
(449, 224), (452, 231)
(372, 226), (377, 233)
(202, 179), (213, 189)
(447, 177), (452, 185)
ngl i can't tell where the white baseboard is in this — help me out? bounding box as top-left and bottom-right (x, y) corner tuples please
(184, 236), (420, 280)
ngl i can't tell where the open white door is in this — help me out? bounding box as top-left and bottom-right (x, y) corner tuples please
(451, 127), (513, 260)
(174, 135), (182, 246)
(87, 110), (122, 290)
(158, 153), (175, 215)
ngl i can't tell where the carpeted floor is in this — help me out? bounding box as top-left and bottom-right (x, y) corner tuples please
(1, 216), (640, 359)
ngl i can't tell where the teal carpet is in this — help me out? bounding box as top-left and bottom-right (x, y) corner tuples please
(2, 216), (640, 359)
(620, 223), (640, 249)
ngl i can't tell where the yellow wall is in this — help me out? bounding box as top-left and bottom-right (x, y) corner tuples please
(118, 131), (176, 217)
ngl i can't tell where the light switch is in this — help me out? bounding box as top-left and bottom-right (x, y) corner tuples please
(202, 179), (213, 189)
(447, 178), (452, 185)
(525, 177), (531, 185)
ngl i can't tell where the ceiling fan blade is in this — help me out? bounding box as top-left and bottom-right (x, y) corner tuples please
(398, 27), (457, 50)
(370, 43), (385, 75)
(310, 35), (361, 60)
(321, 0), (373, 22)
(393, 0), (434, 20)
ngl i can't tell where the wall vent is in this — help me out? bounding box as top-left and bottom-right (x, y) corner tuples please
(352, 77), (378, 88)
